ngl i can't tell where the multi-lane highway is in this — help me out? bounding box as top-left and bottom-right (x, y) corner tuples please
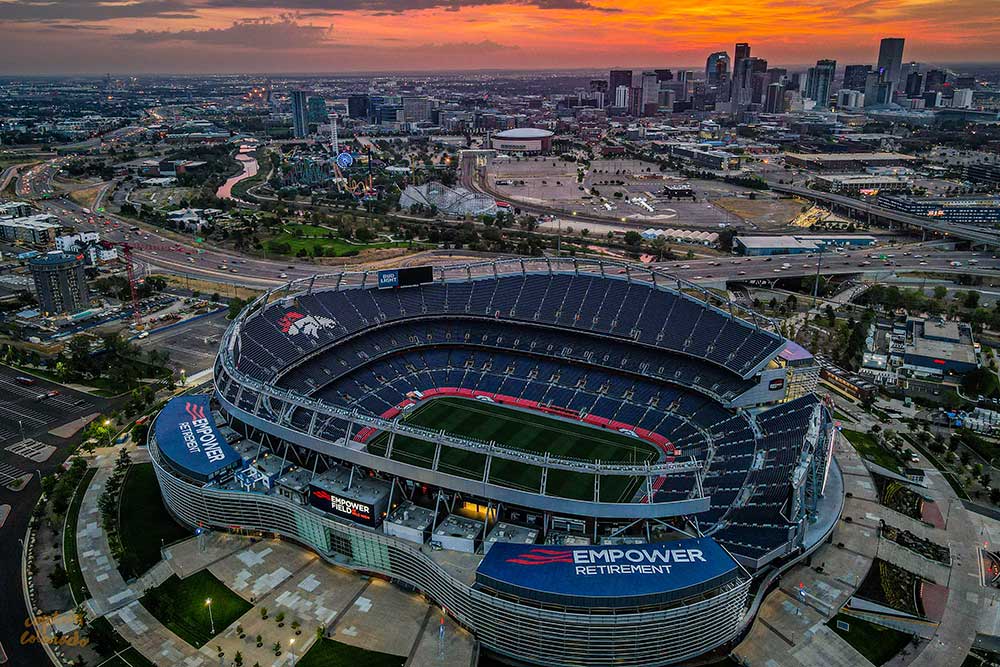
(48, 191), (1000, 290)
(771, 183), (1000, 247)
(17, 154), (1000, 294)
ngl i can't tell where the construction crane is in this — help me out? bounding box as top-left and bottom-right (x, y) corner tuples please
(100, 239), (193, 330)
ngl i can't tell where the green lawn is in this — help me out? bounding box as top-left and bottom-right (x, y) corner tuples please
(94, 646), (157, 667)
(827, 613), (914, 666)
(265, 227), (428, 258)
(141, 571), (251, 648)
(297, 638), (406, 667)
(63, 467), (97, 605)
(367, 397), (659, 502)
(118, 463), (191, 579)
(841, 429), (902, 473)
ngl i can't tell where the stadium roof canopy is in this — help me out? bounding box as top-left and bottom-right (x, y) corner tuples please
(493, 128), (554, 140)
(154, 395), (241, 482)
(475, 537), (741, 608)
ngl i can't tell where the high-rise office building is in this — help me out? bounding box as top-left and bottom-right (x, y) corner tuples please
(864, 71), (893, 107)
(924, 69), (948, 91)
(640, 71), (659, 115)
(30, 251), (90, 316)
(402, 96), (433, 123)
(705, 51), (730, 85)
(876, 37), (905, 96)
(765, 68), (787, 86)
(306, 95), (327, 124)
(609, 70), (632, 104)
(805, 59), (837, 108)
(952, 89), (974, 109)
(614, 85), (630, 109)
(764, 82), (785, 113)
(290, 89), (309, 138)
(843, 65), (871, 92)
(732, 56), (759, 107)
(654, 69), (673, 83)
(347, 94), (369, 119)
(837, 89), (864, 109)
(589, 79), (608, 94)
(905, 71), (924, 97)
(730, 43), (751, 102)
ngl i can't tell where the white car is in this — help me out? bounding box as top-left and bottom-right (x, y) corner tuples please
(279, 272), (288, 278)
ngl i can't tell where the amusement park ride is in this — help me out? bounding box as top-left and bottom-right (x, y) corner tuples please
(329, 116), (377, 199)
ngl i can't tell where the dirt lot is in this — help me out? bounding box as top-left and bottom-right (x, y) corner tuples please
(131, 185), (198, 210)
(712, 196), (808, 230)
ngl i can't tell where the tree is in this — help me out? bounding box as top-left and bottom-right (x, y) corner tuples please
(964, 290), (981, 309)
(49, 564), (69, 589)
(933, 285), (948, 300)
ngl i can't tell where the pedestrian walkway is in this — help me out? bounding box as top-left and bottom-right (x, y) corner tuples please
(75, 451), (207, 666)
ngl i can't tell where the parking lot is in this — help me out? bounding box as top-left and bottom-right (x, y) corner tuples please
(488, 157), (773, 228)
(0, 367), (99, 446)
(135, 309), (230, 375)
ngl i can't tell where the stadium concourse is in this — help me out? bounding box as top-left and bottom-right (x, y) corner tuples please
(147, 258), (841, 667)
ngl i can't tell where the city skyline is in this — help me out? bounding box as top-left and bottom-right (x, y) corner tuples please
(2, 0), (999, 74)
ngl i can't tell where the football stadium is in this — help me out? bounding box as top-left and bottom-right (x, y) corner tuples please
(149, 258), (842, 666)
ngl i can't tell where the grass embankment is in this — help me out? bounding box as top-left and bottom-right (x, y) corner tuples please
(63, 468), (98, 604)
(827, 613), (914, 666)
(297, 638), (406, 667)
(117, 463), (191, 579)
(841, 429), (903, 473)
(265, 224), (429, 258)
(141, 571), (251, 647)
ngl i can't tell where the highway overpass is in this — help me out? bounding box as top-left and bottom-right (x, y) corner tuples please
(770, 184), (1000, 248)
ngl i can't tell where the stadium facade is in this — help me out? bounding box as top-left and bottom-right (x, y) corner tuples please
(150, 258), (839, 667)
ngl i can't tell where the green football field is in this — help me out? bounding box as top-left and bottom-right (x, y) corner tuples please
(367, 397), (660, 503)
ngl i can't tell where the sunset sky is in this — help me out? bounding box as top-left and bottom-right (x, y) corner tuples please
(1, 0), (998, 75)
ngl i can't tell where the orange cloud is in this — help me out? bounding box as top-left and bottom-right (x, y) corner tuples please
(1, 0), (998, 73)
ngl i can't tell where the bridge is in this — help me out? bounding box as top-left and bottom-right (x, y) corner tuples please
(770, 184), (1000, 248)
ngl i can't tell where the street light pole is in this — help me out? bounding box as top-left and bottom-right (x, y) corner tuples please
(205, 598), (215, 635)
(812, 246), (824, 308)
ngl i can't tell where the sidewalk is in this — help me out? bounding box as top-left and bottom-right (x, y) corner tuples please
(75, 451), (206, 666)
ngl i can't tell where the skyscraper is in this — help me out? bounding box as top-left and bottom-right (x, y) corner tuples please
(732, 57), (759, 107)
(306, 95), (327, 124)
(925, 69), (948, 91)
(705, 51), (730, 85)
(614, 85), (630, 109)
(640, 71), (659, 115)
(805, 59), (837, 109)
(730, 43), (751, 102)
(843, 65), (871, 92)
(905, 71), (924, 97)
(876, 37), (905, 96)
(764, 82), (785, 113)
(589, 79), (608, 94)
(609, 70), (632, 105)
(290, 89), (309, 138)
(347, 94), (369, 119)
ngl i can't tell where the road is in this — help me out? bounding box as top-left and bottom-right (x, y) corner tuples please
(33, 191), (1000, 294)
(771, 183), (1000, 248)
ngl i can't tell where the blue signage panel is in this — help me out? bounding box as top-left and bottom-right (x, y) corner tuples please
(377, 269), (399, 288)
(476, 538), (739, 608)
(154, 395), (241, 481)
